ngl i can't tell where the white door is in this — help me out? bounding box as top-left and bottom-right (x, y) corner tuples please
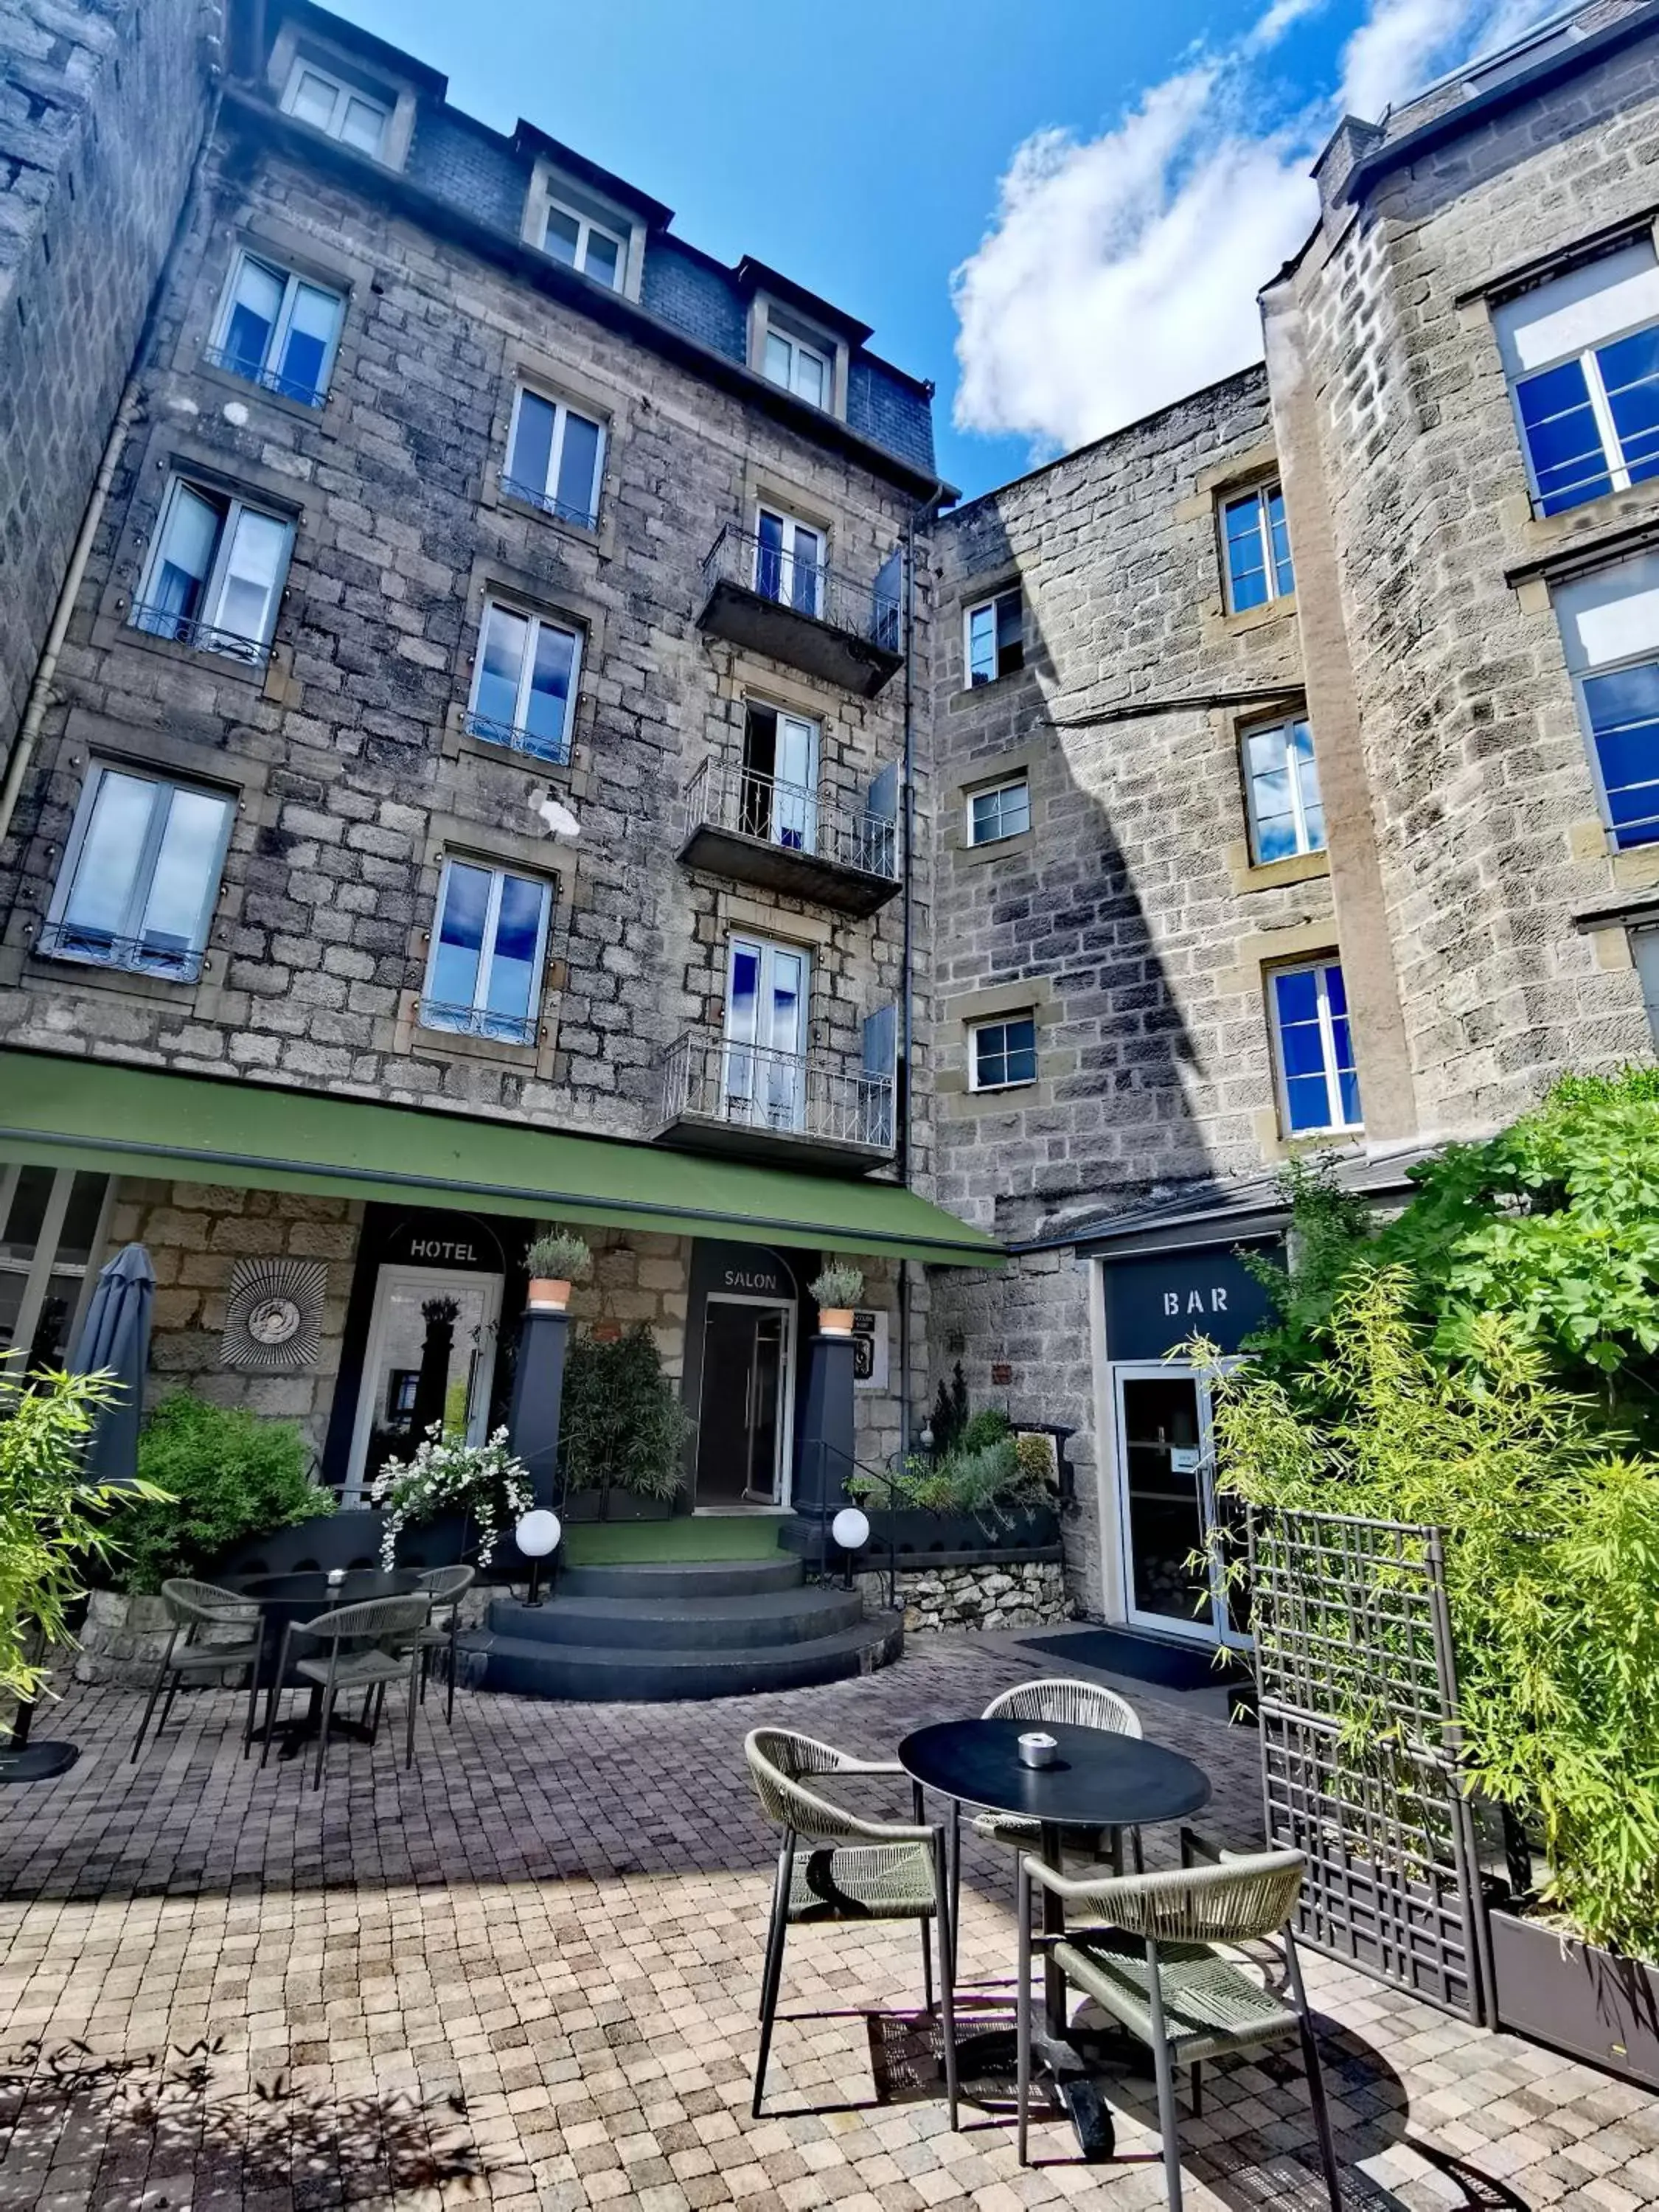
(1111, 1363), (1249, 1648)
(772, 712), (818, 852)
(346, 1265), (502, 1503)
(754, 507), (824, 618)
(723, 935), (809, 1132)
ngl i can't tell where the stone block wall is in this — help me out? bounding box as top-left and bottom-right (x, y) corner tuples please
(855, 1557), (1069, 1635)
(0, 0), (213, 762)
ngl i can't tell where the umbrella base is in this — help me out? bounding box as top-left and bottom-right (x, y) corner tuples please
(0, 1742), (79, 1784)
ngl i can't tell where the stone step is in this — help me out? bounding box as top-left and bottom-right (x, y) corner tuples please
(554, 1556), (803, 1599)
(485, 1587), (864, 1652)
(461, 1613), (903, 1703)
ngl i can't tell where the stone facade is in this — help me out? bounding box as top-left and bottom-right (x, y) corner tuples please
(0, 0), (214, 764)
(856, 1556), (1069, 1635)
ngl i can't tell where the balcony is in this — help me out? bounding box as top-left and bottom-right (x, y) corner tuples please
(654, 1031), (895, 1172)
(696, 525), (903, 698)
(679, 757), (900, 917)
(128, 602), (273, 670)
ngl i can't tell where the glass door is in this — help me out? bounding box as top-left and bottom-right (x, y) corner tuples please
(693, 1295), (796, 1507)
(723, 936), (809, 1133)
(1112, 1363), (1247, 1647)
(345, 1265), (502, 1502)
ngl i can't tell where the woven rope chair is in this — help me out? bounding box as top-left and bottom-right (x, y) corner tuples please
(1015, 1844), (1340, 2210)
(744, 1728), (959, 2126)
(414, 1565), (475, 1725)
(260, 1592), (431, 1789)
(131, 1579), (265, 1763)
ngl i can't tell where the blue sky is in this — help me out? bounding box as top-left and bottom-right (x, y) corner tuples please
(328, 0), (1559, 499)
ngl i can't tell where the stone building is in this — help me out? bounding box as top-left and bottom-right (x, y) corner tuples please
(927, 0), (1659, 1635)
(0, 0), (990, 1525)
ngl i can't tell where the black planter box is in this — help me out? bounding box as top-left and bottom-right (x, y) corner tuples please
(779, 1503), (1060, 1562)
(1489, 1905), (1659, 2091)
(558, 1487), (676, 1523)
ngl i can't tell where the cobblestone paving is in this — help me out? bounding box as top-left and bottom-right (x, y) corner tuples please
(0, 1635), (1650, 2210)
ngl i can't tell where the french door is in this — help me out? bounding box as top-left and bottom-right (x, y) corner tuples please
(740, 704), (819, 853)
(1112, 1363), (1249, 1648)
(754, 507), (824, 618)
(723, 935), (809, 1133)
(345, 1265), (502, 1503)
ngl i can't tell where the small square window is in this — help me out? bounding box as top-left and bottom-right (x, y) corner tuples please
(1242, 717), (1324, 863)
(503, 386), (606, 529)
(1268, 960), (1361, 1135)
(466, 599), (583, 764)
(208, 248), (344, 408)
(280, 59), (389, 157)
(421, 858), (554, 1046)
(762, 326), (830, 408)
(964, 588), (1023, 686)
(969, 1014), (1037, 1091)
(131, 477), (294, 665)
(41, 763), (234, 982)
(542, 196), (627, 291)
(967, 776), (1031, 846)
(1221, 483), (1294, 612)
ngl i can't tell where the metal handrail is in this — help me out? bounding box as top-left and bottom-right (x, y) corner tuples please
(700, 523), (902, 652)
(417, 998), (538, 1046)
(201, 344), (328, 409)
(498, 471), (599, 532)
(36, 919), (205, 982)
(462, 707), (573, 765)
(683, 756), (897, 880)
(657, 1029), (894, 1152)
(128, 602), (273, 669)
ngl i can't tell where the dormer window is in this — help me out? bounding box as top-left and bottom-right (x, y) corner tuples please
(542, 196), (627, 291)
(280, 57), (389, 157)
(763, 327), (830, 409)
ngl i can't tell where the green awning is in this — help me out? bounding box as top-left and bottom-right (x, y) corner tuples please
(0, 1051), (1002, 1268)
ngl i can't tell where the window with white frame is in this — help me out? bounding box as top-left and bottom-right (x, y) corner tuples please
(1221, 481), (1294, 612)
(41, 762), (234, 982)
(420, 858), (553, 1046)
(968, 1013), (1037, 1091)
(279, 58), (390, 156)
(762, 325), (830, 409)
(467, 599), (583, 763)
(967, 774), (1031, 846)
(542, 195), (626, 291)
(0, 1164), (113, 1374)
(1242, 717), (1325, 863)
(502, 386), (605, 529)
(965, 587), (1023, 686)
(1553, 551), (1659, 849)
(753, 506), (824, 618)
(131, 478), (293, 663)
(1495, 240), (1659, 516)
(1269, 960), (1361, 1135)
(208, 248), (345, 408)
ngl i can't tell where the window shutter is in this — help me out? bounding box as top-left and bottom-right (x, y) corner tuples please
(872, 548), (903, 653)
(1494, 241), (1659, 378)
(860, 1003), (897, 1149)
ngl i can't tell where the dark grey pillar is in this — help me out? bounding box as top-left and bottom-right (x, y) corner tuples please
(506, 1305), (568, 1515)
(794, 1329), (857, 1527)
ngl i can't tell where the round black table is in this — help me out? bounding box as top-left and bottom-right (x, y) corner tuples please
(229, 1568), (425, 1756)
(898, 1718), (1211, 2160)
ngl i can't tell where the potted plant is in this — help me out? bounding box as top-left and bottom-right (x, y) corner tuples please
(524, 1229), (591, 1314)
(809, 1260), (864, 1338)
(371, 1424), (532, 1573)
(559, 1325), (692, 1521)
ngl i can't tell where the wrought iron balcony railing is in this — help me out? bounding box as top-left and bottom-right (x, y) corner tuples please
(683, 757), (897, 882)
(201, 344), (329, 409)
(658, 1029), (894, 1155)
(418, 998), (539, 1046)
(128, 602), (274, 669)
(700, 524), (902, 655)
(36, 920), (205, 983)
(462, 708), (574, 766)
(498, 471), (600, 532)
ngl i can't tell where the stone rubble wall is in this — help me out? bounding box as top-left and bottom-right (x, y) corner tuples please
(857, 1557), (1069, 1635)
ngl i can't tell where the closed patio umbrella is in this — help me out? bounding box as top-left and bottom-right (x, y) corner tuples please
(71, 1242), (156, 1486)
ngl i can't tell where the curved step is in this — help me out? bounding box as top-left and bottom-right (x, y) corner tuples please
(556, 1556), (802, 1599)
(487, 1587), (864, 1651)
(462, 1613), (903, 1702)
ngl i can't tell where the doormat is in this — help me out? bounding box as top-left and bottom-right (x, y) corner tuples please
(1018, 1627), (1250, 1694)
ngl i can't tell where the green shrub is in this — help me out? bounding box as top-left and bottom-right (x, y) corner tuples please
(121, 1394), (330, 1593)
(849, 1432), (1048, 1523)
(560, 1326), (692, 1503)
(960, 1406), (1011, 1453)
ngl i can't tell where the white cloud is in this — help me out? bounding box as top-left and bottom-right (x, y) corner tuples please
(952, 0), (1566, 454)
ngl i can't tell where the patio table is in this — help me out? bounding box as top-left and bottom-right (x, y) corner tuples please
(898, 1717), (1210, 2160)
(229, 1568), (425, 1758)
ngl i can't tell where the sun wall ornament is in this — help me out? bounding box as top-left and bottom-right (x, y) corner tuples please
(221, 1258), (329, 1374)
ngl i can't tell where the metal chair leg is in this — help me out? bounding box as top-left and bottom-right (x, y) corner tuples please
(1144, 1937), (1184, 2212)
(933, 1834), (959, 2132)
(920, 1919), (933, 2014)
(446, 1617), (459, 1725)
(131, 1632), (178, 1761)
(1015, 1858), (1032, 2166)
(1287, 1940), (1342, 2211)
(948, 1796), (961, 1979)
(1190, 2059), (1203, 2118)
(260, 1626), (292, 1769)
(313, 1646), (340, 1791)
(405, 1644), (420, 1767)
(156, 1672), (182, 1743)
(752, 1839), (793, 2117)
(242, 1640), (263, 1758)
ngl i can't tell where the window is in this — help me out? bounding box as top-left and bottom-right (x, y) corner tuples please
(542, 196), (626, 291)
(967, 775), (1031, 846)
(279, 58), (389, 156)
(1269, 961), (1361, 1135)
(502, 387), (605, 529)
(723, 935), (810, 1131)
(131, 478), (293, 663)
(41, 763), (234, 981)
(1222, 483), (1294, 612)
(965, 588), (1023, 685)
(466, 599), (583, 763)
(753, 507), (824, 619)
(1242, 717), (1324, 862)
(420, 859), (553, 1046)
(1495, 241), (1659, 515)
(740, 703), (820, 852)
(207, 249), (344, 407)
(762, 326), (830, 409)
(0, 1165), (112, 1374)
(969, 1014), (1037, 1091)
(1554, 552), (1659, 849)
